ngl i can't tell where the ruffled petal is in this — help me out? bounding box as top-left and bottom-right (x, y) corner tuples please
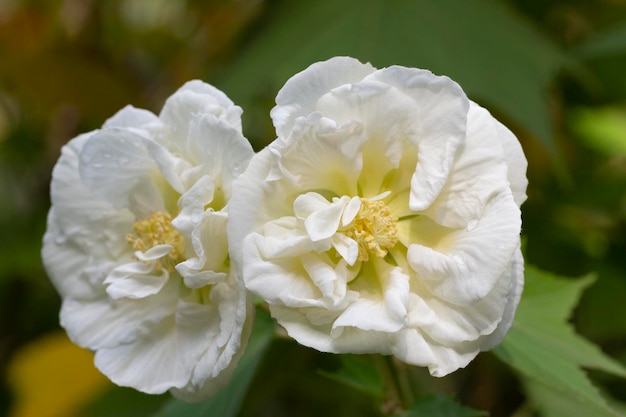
(186, 114), (254, 199)
(271, 56), (375, 138)
(407, 191), (521, 305)
(104, 257), (169, 300)
(160, 80), (243, 141)
(103, 105), (161, 132)
(94, 296), (220, 395)
(242, 234), (327, 308)
(78, 129), (165, 219)
(391, 328), (483, 377)
(420, 102), (510, 229)
(43, 134), (135, 299)
(365, 65), (469, 211)
(480, 246), (524, 350)
(333, 262), (409, 333)
(495, 117), (528, 207)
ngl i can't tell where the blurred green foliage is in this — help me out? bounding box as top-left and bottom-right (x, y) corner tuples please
(1, 0), (626, 416)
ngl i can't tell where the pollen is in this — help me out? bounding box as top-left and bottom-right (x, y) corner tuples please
(345, 199), (398, 262)
(126, 211), (186, 272)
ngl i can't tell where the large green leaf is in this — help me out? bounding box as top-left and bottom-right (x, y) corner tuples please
(494, 266), (626, 416)
(218, 0), (564, 152)
(397, 394), (487, 417)
(318, 354), (386, 398)
(152, 308), (275, 417)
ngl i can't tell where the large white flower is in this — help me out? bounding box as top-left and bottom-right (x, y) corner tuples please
(228, 57), (528, 376)
(42, 81), (254, 401)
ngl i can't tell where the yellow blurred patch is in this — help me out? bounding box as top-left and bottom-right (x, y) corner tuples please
(7, 331), (111, 417)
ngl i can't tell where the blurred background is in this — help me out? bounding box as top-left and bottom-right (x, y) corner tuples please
(1, 0), (626, 416)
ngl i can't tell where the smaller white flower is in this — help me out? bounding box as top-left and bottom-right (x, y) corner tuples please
(229, 57), (527, 377)
(42, 81), (254, 401)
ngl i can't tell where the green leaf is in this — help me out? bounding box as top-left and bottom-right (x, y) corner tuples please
(152, 308), (275, 417)
(397, 394), (487, 417)
(318, 354), (385, 398)
(218, 0), (564, 153)
(494, 266), (626, 417)
(523, 379), (624, 417)
(575, 23), (626, 59)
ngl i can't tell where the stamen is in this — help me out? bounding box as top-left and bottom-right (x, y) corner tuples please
(345, 199), (398, 262)
(126, 212), (186, 272)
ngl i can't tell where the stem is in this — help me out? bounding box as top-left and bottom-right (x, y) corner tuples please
(377, 355), (416, 415)
(385, 356), (415, 409)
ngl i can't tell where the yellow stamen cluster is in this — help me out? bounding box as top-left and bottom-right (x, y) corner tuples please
(345, 199), (398, 262)
(126, 211), (186, 272)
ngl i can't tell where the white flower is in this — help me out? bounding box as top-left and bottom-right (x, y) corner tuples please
(42, 80), (254, 401)
(228, 57), (527, 377)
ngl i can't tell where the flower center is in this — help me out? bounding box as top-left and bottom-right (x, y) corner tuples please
(126, 211), (186, 272)
(345, 199), (398, 262)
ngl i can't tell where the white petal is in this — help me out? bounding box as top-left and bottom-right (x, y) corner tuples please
(104, 260), (169, 300)
(494, 116), (528, 207)
(181, 270), (228, 289)
(293, 192), (332, 218)
(227, 148), (282, 270)
(160, 80), (243, 140)
(60, 278), (179, 350)
(257, 216), (317, 259)
(103, 105), (160, 131)
(43, 134), (134, 299)
(364, 66), (469, 211)
(391, 328), (482, 377)
(142, 138), (188, 195)
(303, 196), (348, 242)
(334, 262), (409, 332)
(300, 253), (352, 305)
(278, 119), (364, 196)
(407, 191), (521, 305)
(271, 56), (375, 138)
(331, 233), (359, 266)
(175, 210), (229, 285)
(420, 102), (510, 229)
(242, 234), (326, 308)
(412, 256), (514, 345)
(173, 175), (216, 236)
(341, 196), (361, 226)
(480, 246), (524, 350)
(173, 279), (252, 400)
(79, 129), (165, 219)
(94, 297), (220, 394)
(186, 114), (254, 199)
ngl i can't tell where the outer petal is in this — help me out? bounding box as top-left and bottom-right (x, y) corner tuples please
(103, 105), (161, 132)
(186, 115), (254, 197)
(78, 129), (165, 219)
(94, 296), (220, 394)
(43, 134), (134, 300)
(420, 102), (510, 229)
(173, 279), (253, 401)
(160, 79), (243, 140)
(407, 190), (521, 305)
(333, 262), (409, 333)
(271, 56), (375, 138)
(494, 116), (528, 207)
(59, 279), (178, 350)
(366, 65), (469, 211)
(480, 246), (524, 350)
(391, 328), (483, 377)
